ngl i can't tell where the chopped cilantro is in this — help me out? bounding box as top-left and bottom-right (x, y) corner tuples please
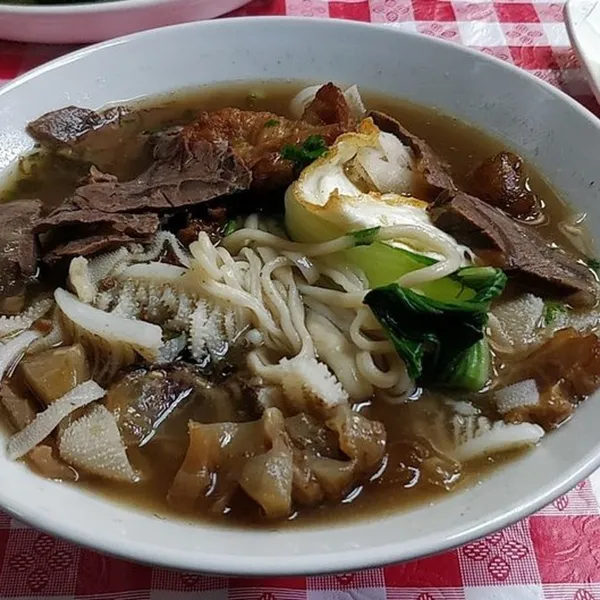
(281, 135), (328, 170)
(264, 119), (280, 128)
(543, 301), (567, 325)
(586, 256), (600, 271)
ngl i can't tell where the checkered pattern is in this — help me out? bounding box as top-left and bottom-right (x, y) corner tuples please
(0, 0), (597, 112)
(2, 477), (600, 599)
(0, 0), (599, 596)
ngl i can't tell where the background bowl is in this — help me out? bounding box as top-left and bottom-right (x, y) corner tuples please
(0, 0), (250, 43)
(0, 17), (599, 576)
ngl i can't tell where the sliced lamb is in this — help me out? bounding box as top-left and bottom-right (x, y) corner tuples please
(51, 138), (251, 213)
(30, 89), (352, 262)
(44, 228), (160, 262)
(430, 191), (598, 307)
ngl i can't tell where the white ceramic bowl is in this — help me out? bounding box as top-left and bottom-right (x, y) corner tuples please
(1, 17), (600, 576)
(0, 0), (250, 44)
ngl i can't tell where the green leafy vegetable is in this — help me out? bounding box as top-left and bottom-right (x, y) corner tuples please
(453, 266), (508, 303)
(543, 301), (567, 325)
(347, 243), (474, 302)
(264, 119), (280, 128)
(281, 135), (328, 170)
(364, 269), (506, 391)
(364, 285), (489, 376)
(436, 339), (491, 391)
(349, 227), (381, 247)
(222, 218), (243, 237)
(347, 243), (506, 306)
(347, 239), (506, 389)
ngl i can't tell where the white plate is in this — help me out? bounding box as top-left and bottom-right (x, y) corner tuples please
(1, 17), (600, 576)
(0, 0), (250, 44)
(565, 0), (600, 105)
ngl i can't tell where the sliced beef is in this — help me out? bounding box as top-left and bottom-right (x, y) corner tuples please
(369, 110), (456, 198)
(35, 137), (251, 261)
(26, 105), (150, 174)
(36, 200), (160, 262)
(27, 105), (129, 150)
(41, 218), (160, 262)
(0, 200), (41, 313)
(180, 104), (352, 189)
(430, 191), (598, 307)
(302, 82), (353, 127)
(65, 138), (251, 213)
(469, 152), (540, 220)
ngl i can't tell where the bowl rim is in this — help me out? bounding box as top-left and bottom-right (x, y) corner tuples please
(0, 0), (187, 15)
(1, 16), (600, 576)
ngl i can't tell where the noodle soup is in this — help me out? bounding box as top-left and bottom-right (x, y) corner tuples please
(0, 82), (598, 526)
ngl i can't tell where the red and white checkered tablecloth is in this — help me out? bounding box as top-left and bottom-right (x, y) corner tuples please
(1, 0), (600, 598)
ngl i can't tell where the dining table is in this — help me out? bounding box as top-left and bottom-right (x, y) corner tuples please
(0, 0), (599, 598)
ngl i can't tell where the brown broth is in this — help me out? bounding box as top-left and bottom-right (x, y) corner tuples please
(78, 392), (516, 529)
(0, 81), (585, 528)
(0, 81), (582, 252)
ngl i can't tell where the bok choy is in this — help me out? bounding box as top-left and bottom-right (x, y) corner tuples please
(347, 242), (474, 302)
(364, 266), (506, 391)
